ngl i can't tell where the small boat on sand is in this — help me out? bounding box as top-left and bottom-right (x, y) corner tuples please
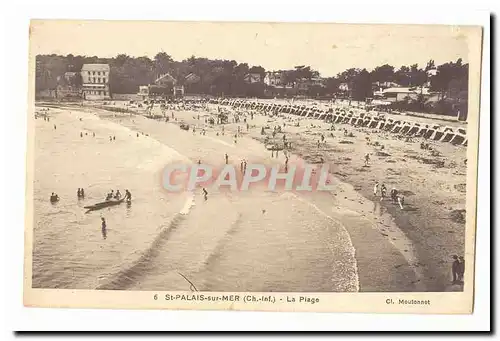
(84, 198), (125, 211)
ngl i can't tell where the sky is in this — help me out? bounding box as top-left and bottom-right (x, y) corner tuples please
(29, 20), (474, 77)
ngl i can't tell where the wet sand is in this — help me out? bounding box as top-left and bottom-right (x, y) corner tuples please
(97, 103), (422, 292)
(36, 101), (466, 292)
(33, 105), (359, 292)
(134, 100), (466, 292)
(210, 103), (467, 292)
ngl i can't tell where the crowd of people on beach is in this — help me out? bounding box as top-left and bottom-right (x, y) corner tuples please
(38, 97), (466, 284)
(164, 98), (414, 213)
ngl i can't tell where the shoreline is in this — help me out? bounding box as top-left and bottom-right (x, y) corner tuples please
(36, 101), (466, 292)
(237, 104), (466, 292)
(96, 103), (427, 292)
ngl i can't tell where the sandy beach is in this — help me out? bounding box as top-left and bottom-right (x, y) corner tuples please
(32, 99), (467, 292)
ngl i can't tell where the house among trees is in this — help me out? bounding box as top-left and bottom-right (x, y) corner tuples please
(138, 85), (149, 100)
(338, 83), (350, 92)
(264, 71), (283, 87)
(264, 71), (294, 88)
(64, 71), (78, 83)
(184, 73), (201, 84)
(244, 73), (262, 84)
(264, 68), (326, 97)
(154, 73), (177, 87)
(425, 68), (438, 87)
(378, 87), (428, 102)
(138, 73), (184, 99)
(81, 64), (111, 100)
(53, 71), (82, 99)
(372, 81), (400, 90)
(296, 77), (325, 95)
(264, 70), (295, 97)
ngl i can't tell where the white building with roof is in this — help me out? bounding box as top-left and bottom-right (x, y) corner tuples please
(81, 64), (111, 100)
(381, 87), (432, 102)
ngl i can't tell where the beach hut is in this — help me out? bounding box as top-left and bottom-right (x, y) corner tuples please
(430, 126), (452, 141)
(391, 123), (403, 133)
(399, 122), (412, 134)
(423, 128), (434, 139)
(440, 132), (456, 143)
(407, 124), (421, 135)
(450, 131), (466, 145)
(415, 127), (428, 137)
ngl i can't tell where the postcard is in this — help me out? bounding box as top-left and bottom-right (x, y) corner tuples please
(24, 20), (483, 313)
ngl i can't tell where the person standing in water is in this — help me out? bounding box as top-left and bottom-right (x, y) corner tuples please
(124, 189), (132, 203)
(50, 192), (59, 202)
(225, 153), (229, 165)
(202, 188), (208, 201)
(106, 190), (114, 201)
(101, 217), (107, 240)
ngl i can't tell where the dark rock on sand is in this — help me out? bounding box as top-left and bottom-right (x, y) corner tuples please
(450, 209), (466, 224)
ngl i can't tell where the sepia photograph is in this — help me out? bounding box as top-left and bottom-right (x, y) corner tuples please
(23, 19), (483, 314)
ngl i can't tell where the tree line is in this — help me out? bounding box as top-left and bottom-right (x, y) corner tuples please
(35, 53), (468, 116)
